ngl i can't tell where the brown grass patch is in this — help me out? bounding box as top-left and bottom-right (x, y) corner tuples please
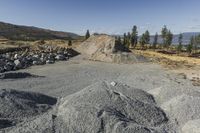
(133, 50), (200, 69)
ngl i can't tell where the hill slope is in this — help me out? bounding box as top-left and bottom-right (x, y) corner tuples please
(0, 22), (80, 41)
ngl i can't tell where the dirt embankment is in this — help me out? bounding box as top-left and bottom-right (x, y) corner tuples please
(77, 35), (147, 63)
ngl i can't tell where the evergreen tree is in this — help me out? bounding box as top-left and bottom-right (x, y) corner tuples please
(127, 32), (131, 48)
(68, 39), (72, 46)
(161, 25), (168, 47)
(161, 26), (173, 48)
(85, 30), (90, 39)
(177, 33), (183, 52)
(117, 36), (122, 45)
(139, 34), (146, 49)
(153, 33), (158, 49)
(144, 30), (150, 45)
(187, 36), (194, 54)
(123, 33), (127, 46)
(131, 25), (138, 48)
(115, 36), (122, 46)
(166, 30), (173, 48)
(192, 35), (200, 53)
(198, 35), (200, 50)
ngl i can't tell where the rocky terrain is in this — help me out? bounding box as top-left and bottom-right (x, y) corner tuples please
(0, 35), (200, 133)
(0, 89), (57, 129)
(57, 81), (170, 133)
(0, 44), (79, 73)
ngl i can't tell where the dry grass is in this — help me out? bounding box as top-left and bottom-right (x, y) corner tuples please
(134, 49), (200, 86)
(0, 39), (84, 53)
(134, 50), (200, 68)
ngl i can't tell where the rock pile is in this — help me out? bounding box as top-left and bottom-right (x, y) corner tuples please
(0, 89), (57, 129)
(0, 47), (79, 73)
(57, 81), (171, 133)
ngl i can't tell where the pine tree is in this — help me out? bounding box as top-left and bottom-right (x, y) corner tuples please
(123, 33), (127, 46)
(192, 35), (200, 53)
(85, 30), (90, 39)
(115, 36), (121, 46)
(161, 26), (173, 48)
(153, 33), (158, 49)
(187, 36), (194, 54)
(166, 30), (173, 48)
(127, 32), (131, 48)
(161, 25), (168, 47)
(68, 39), (72, 46)
(177, 33), (183, 53)
(117, 36), (122, 45)
(144, 30), (150, 45)
(139, 34), (146, 49)
(131, 25), (138, 48)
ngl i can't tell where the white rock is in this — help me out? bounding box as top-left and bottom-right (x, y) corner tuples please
(46, 60), (55, 64)
(14, 59), (23, 69)
(110, 81), (117, 86)
(55, 54), (65, 60)
(14, 54), (18, 59)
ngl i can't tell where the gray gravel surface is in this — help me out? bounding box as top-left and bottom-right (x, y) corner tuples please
(57, 81), (169, 133)
(0, 55), (199, 133)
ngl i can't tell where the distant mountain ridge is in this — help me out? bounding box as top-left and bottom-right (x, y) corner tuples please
(0, 22), (80, 41)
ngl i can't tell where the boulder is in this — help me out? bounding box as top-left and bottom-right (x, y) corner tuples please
(32, 60), (39, 65)
(55, 54), (66, 60)
(0, 67), (4, 73)
(46, 60), (55, 64)
(33, 54), (40, 58)
(4, 62), (14, 71)
(14, 54), (18, 59)
(20, 57), (31, 68)
(14, 59), (23, 69)
(5, 53), (11, 59)
(48, 53), (55, 59)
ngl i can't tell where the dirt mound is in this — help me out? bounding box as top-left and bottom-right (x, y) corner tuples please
(78, 35), (147, 63)
(57, 81), (170, 133)
(0, 89), (57, 129)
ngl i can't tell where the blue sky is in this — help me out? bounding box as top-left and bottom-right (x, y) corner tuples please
(0, 0), (200, 35)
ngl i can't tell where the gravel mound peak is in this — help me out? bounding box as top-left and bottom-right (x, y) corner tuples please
(58, 81), (170, 133)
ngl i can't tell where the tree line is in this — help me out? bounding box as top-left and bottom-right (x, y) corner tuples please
(84, 27), (200, 54)
(121, 25), (200, 54)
